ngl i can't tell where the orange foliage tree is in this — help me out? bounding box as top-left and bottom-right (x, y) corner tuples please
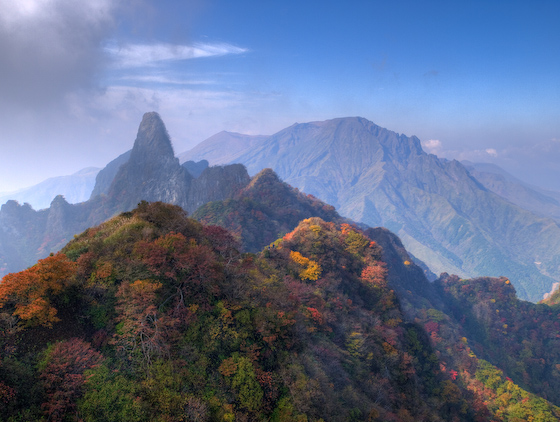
(0, 253), (76, 327)
(360, 261), (387, 287)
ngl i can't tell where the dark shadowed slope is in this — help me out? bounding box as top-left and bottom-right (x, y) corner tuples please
(193, 168), (344, 252)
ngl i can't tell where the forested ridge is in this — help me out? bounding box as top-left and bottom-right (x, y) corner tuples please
(1, 201), (560, 421)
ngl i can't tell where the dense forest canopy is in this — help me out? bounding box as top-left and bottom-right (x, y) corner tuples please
(1, 202), (560, 421)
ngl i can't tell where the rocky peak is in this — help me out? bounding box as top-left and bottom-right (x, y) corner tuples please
(129, 112), (176, 165)
(107, 112), (191, 212)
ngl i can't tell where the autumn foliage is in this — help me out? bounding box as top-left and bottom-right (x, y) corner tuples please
(0, 253), (76, 327)
(1, 202), (560, 421)
(39, 338), (103, 421)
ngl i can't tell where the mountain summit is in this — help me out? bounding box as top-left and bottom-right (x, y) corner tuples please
(129, 111), (176, 166)
(107, 112), (192, 211)
(0, 112), (250, 277)
(181, 116), (560, 301)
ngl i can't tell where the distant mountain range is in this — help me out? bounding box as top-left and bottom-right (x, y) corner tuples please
(177, 130), (268, 165)
(3, 114), (560, 301)
(4, 113), (560, 420)
(461, 160), (560, 222)
(180, 117), (560, 301)
(0, 167), (100, 210)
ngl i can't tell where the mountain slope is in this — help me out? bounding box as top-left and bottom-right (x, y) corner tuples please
(193, 168), (344, 252)
(0, 167), (100, 210)
(0, 113), (250, 278)
(462, 161), (560, 222)
(89, 150), (131, 199)
(178, 130), (268, 165)
(184, 117), (560, 301)
(2, 202), (560, 421)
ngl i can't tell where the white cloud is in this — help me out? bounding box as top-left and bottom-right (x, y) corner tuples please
(119, 75), (215, 86)
(106, 42), (248, 68)
(441, 148), (499, 163)
(421, 139), (442, 154)
(0, 0), (112, 25)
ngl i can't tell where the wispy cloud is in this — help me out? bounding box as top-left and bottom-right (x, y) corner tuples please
(119, 75), (216, 86)
(420, 139), (500, 162)
(106, 42), (248, 68)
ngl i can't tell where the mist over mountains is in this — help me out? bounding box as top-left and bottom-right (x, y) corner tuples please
(2, 113), (560, 302)
(0, 113), (251, 277)
(3, 112), (560, 419)
(461, 161), (560, 222)
(0, 167), (100, 210)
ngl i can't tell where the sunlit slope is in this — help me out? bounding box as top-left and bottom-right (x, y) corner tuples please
(186, 117), (560, 301)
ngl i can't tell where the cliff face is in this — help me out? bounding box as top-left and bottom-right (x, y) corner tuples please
(90, 150), (131, 199)
(107, 112), (193, 212)
(107, 113), (250, 214)
(189, 164), (250, 212)
(0, 112), (251, 277)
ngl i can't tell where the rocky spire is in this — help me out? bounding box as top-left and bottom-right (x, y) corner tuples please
(129, 112), (176, 166)
(107, 112), (192, 211)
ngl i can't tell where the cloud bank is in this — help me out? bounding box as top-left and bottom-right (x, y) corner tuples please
(0, 0), (117, 108)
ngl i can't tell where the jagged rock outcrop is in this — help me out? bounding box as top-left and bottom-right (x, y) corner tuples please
(182, 159), (209, 178)
(107, 112), (193, 211)
(0, 112), (251, 277)
(189, 164), (249, 212)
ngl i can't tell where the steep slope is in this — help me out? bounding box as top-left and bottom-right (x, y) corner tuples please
(178, 130), (268, 165)
(2, 202), (560, 421)
(186, 117), (560, 301)
(107, 112), (193, 211)
(366, 226), (560, 417)
(0, 113), (250, 278)
(193, 168), (344, 252)
(0, 167), (100, 210)
(89, 150), (131, 198)
(462, 161), (560, 222)
(107, 112), (250, 214)
(182, 159), (209, 178)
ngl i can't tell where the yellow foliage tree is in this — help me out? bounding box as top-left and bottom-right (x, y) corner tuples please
(289, 251), (322, 281)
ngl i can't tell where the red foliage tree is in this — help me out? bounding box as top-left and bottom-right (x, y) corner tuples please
(360, 262), (387, 287)
(39, 338), (103, 421)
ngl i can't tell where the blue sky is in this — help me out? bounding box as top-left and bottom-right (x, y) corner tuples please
(0, 0), (559, 193)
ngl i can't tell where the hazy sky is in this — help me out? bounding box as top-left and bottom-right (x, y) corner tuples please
(0, 0), (559, 193)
